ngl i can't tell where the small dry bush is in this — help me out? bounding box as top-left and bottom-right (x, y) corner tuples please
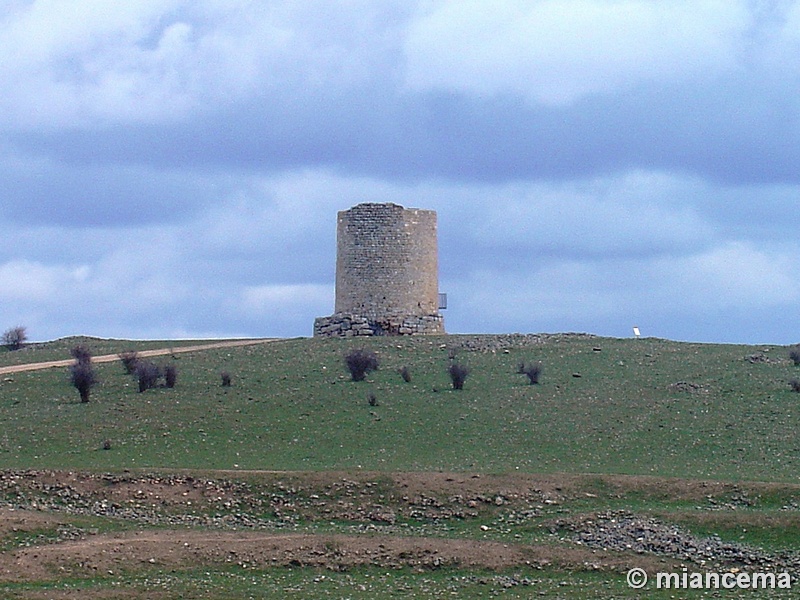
(2, 326), (27, 351)
(521, 361), (542, 385)
(118, 351), (139, 374)
(70, 361), (97, 403)
(163, 364), (178, 388)
(448, 362), (470, 390)
(345, 348), (379, 382)
(790, 347), (800, 366)
(70, 345), (92, 364)
(136, 361), (161, 393)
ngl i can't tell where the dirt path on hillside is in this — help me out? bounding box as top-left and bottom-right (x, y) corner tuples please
(0, 339), (278, 376)
(0, 528), (662, 584)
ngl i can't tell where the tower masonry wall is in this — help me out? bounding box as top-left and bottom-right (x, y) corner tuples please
(314, 202), (444, 337)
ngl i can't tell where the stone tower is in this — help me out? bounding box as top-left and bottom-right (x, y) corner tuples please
(314, 202), (444, 337)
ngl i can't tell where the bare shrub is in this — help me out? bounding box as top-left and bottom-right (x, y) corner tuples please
(791, 379), (800, 393)
(345, 348), (379, 382)
(221, 371), (232, 387)
(521, 361), (542, 385)
(399, 366), (412, 383)
(70, 344), (92, 364)
(2, 326), (27, 351)
(70, 360), (97, 403)
(448, 362), (470, 390)
(135, 361), (161, 393)
(118, 351), (139, 374)
(163, 364), (178, 388)
(790, 346), (800, 366)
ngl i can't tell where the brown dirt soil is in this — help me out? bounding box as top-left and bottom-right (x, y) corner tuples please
(0, 509), (68, 537)
(3, 469), (789, 586)
(0, 339), (276, 375)
(0, 529), (671, 584)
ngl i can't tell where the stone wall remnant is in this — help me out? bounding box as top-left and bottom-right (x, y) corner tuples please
(314, 202), (444, 337)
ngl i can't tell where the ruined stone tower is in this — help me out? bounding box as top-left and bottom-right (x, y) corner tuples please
(314, 203), (445, 337)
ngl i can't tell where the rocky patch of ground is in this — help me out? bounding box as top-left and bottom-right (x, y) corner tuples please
(554, 510), (800, 574)
(0, 470), (558, 531)
(444, 332), (598, 354)
(0, 470), (798, 586)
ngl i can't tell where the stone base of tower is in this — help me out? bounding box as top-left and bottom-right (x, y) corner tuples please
(313, 312), (444, 338)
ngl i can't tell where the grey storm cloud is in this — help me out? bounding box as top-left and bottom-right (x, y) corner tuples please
(1, 0), (799, 343)
(8, 72), (800, 188)
(4, 0), (799, 187)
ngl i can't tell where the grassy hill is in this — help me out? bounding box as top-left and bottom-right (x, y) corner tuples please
(2, 333), (800, 598)
(1, 333), (798, 481)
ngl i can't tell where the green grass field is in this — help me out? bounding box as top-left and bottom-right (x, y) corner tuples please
(1, 333), (799, 598)
(1, 334), (798, 480)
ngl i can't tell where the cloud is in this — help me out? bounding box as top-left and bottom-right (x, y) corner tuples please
(0, 1), (289, 127)
(458, 171), (714, 261)
(237, 284), (333, 336)
(1, 166), (799, 343)
(657, 241), (800, 309)
(404, 0), (748, 105)
(5, 0), (799, 190)
(0, 169), (346, 339)
(0, 1), (410, 129)
(0, 259), (89, 301)
(240, 283), (331, 312)
(1, 2), (799, 345)
(442, 240), (800, 341)
(0, 147), (218, 227)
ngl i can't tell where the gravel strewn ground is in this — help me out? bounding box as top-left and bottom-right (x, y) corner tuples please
(555, 510), (800, 576)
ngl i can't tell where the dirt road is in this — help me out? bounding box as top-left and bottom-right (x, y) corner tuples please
(0, 338), (277, 376)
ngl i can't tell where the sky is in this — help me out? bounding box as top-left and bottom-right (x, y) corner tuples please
(1, 0), (799, 345)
